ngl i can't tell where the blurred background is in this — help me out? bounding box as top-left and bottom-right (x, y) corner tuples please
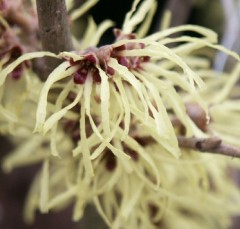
(0, 0), (240, 228)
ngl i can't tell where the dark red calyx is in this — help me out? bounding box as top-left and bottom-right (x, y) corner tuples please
(149, 203), (159, 218)
(106, 66), (115, 76)
(105, 152), (117, 172)
(142, 56), (150, 62)
(0, 45), (22, 59)
(73, 70), (88, 84)
(69, 58), (82, 66)
(0, 45), (28, 80)
(10, 45), (22, 59)
(123, 144), (139, 161)
(117, 56), (130, 68)
(91, 68), (101, 83)
(127, 149), (138, 161)
(111, 30), (150, 70)
(113, 45), (126, 52)
(85, 54), (97, 64)
(11, 65), (23, 80)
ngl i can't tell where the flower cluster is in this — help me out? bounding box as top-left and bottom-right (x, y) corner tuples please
(0, 22), (26, 79)
(68, 31), (150, 85)
(0, 0), (240, 229)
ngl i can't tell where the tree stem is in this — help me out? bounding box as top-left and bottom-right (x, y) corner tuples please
(178, 136), (240, 158)
(36, 0), (73, 79)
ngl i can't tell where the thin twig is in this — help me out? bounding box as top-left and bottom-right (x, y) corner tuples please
(178, 136), (240, 158)
(36, 0), (73, 80)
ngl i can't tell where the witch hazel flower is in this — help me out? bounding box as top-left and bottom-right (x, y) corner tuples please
(91, 144), (240, 229)
(1, 0), (240, 228)
(0, 0), (238, 185)
(0, 20), (28, 79)
(64, 28), (150, 85)
(0, 0), (37, 80)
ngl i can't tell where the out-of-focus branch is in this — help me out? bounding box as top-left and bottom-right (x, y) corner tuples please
(36, 0), (73, 80)
(178, 136), (240, 158)
(164, 0), (195, 28)
(214, 0), (240, 72)
(153, 0), (195, 32)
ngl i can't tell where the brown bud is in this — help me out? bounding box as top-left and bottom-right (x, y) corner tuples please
(185, 103), (208, 132)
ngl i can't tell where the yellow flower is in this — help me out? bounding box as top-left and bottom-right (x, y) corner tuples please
(0, 0), (240, 228)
